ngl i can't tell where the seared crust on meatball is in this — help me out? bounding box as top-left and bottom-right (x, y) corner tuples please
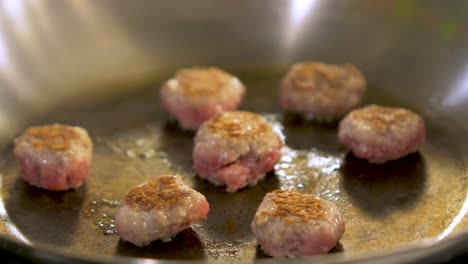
(13, 124), (93, 191)
(115, 175), (209, 247)
(193, 111), (283, 192)
(160, 67), (246, 130)
(338, 105), (426, 163)
(279, 62), (366, 121)
(252, 190), (345, 258)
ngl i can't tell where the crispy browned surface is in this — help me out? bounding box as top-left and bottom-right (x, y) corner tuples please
(346, 105), (418, 133)
(124, 176), (191, 211)
(206, 111), (270, 138)
(289, 63), (362, 91)
(173, 67), (234, 96)
(22, 124), (86, 151)
(259, 190), (324, 224)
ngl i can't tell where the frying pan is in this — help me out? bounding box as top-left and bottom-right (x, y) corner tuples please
(0, 0), (467, 263)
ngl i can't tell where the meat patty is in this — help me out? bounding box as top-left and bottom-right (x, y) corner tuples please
(338, 104), (426, 163)
(193, 111), (283, 192)
(13, 124), (93, 191)
(115, 175), (209, 247)
(252, 189), (345, 258)
(160, 67), (246, 130)
(279, 62), (366, 121)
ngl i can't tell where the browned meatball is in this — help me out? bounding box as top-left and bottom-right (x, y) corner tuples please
(115, 175), (210, 247)
(193, 111), (283, 192)
(160, 67), (246, 130)
(13, 124), (93, 191)
(279, 62), (366, 121)
(252, 189), (345, 258)
(338, 105), (426, 163)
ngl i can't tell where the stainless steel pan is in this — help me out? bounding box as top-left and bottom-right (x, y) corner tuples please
(0, 1), (467, 263)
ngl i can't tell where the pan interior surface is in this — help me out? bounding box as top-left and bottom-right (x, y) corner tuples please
(1, 1), (468, 262)
(0, 71), (466, 263)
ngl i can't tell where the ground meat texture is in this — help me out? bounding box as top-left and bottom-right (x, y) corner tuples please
(338, 105), (426, 163)
(13, 124), (93, 191)
(279, 62), (366, 121)
(115, 175), (209, 247)
(252, 190), (345, 258)
(160, 67), (246, 130)
(193, 111), (283, 192)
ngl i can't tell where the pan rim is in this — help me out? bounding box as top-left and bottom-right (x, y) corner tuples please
(0, 226), (467, 263)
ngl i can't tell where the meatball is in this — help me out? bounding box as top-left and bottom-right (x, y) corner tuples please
(13, 124), (93, 191)
(115, 175), (209, 247)
(279, 62), (366, 121)
(160, 67), (246, 130)
(193, 111), (283, 192)
(338, 105), (426, 163)
(252, 189), (345, 258)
